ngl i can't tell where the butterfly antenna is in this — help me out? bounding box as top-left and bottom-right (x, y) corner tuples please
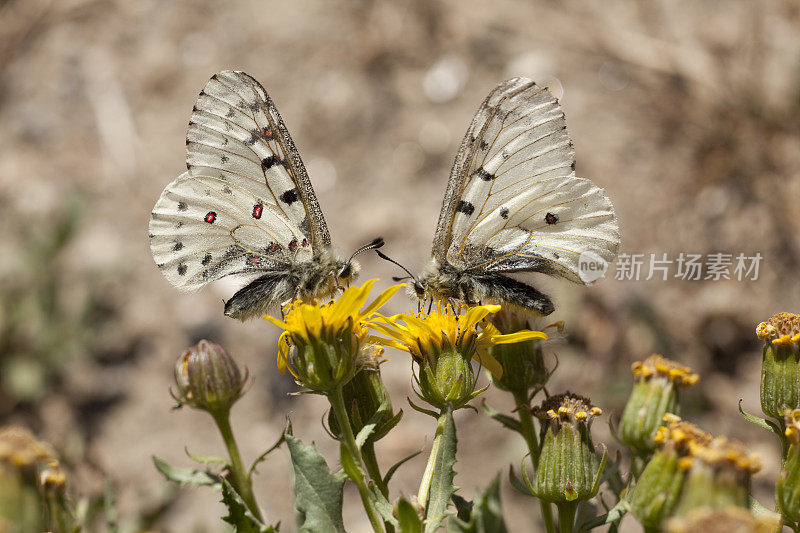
(376, 250), (416, 281)
(348, 237), (385, 264)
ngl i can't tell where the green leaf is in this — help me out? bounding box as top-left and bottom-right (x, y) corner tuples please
(285, 427), (346, 533)
(383, 448), (424, 486)
(221, 478), (276, 533)
(339, 442), (365, 484)
(248, 433), (285, 480)
(481, 401), (522, 434)
(396, 497), (423, 533)
(425, 407), (458, 533)
(373, 408), (404, 441)
(738, 400), (782, 435)
(451, 493), (472, 523)
(355, 421), (378, 449)
(370, 483), (400, 528)
(447, 475), (508, 533)
(576, 498), (629, 533)
(185, 448), (228, 467)
(507, 466), (531, 496)
(152, 456), (219, 487)
(408, 397), (441, 419)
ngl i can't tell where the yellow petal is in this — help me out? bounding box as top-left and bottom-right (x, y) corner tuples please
(491, 331), (548, 344)
(474, 347), (504, 378)
(360, 283), (405, 318)
(369, 337), (410, 354)
(277, 331), (291, 374)
(264, 314), (291, 330)
(463, 304), (501, 330)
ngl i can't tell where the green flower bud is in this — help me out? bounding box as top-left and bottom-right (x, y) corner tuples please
(173, 340), (250, 416)
(487, 309), (555, 394)
(285, 316), (361, 393)
(328, 347), (400, 442)
(531, 393), (605, 504)
(672, 436), (760, 518)
(417, 343), (477, 411)
(757, 312), (800, 419)
(777, 409), (800, 523)
(619, 355), (699, 454)
(665, 506), (781, 533)
(628, 414), (713, 529)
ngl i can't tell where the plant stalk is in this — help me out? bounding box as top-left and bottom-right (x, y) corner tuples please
(513, 390), (556, 533)
(417, 410), (448, 510)
(330, 385), (385, 532)
(211, 410), (263, 522)
(557, 501), (577, 533)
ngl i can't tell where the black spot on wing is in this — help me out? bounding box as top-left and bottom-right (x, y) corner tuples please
(202, 253), (212, 265)
(173, 242), (184, 251)
(545, 212), (559, 225)
(178, 201), (188, 211)
(261, 155), (280, 171)
(500, 207), (509, 219)
(280, 189), (299, 205)
(456, 200), (475, 216)
(476, 168), (495, 181)
(177, 263), (187, 276)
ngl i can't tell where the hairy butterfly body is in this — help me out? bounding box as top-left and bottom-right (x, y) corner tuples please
(415, 78), (620, 315)
(149, 70), (360, 320)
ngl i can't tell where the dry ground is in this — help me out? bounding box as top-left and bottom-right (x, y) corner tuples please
(1, 0), (799, 531)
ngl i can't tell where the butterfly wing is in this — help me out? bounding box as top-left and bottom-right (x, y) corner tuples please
(149, 70), (326, 291)
(149, 171), (313, 290)
(434, 78), (619, 284)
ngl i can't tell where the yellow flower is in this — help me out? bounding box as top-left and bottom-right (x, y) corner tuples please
(367, 303), (546, 409)
(264, 280), (403, 391)
(369, 303), (546, 378)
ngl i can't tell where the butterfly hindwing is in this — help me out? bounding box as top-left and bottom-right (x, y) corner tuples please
(149, 172), (312, 290)
(435, 77), (619, 284)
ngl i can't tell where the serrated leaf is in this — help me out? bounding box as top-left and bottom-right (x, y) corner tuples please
(152, 456), (219, 487)
(396, 497), (423, 533)
(248, 433), (285, 480)
(424, 407), (458, 533)
(481, 401), (522, 434)
(285, 430), (346, 533)
(384, 448), (424, 486)
(221, 478), (276, 533)
(447, 476), (508, 533)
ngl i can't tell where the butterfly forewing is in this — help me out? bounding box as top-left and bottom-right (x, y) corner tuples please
(149, 70), (326, 295)
(185, 70), (330, 248)
(435, 77), (619, 283)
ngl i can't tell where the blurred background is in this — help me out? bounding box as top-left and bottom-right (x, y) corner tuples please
(1, 0), (799, 531)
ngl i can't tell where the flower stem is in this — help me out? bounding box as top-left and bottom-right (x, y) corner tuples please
(211, 410), (263, 522)
(329, 385), (385, 533)
(363, 440), (395, 533)
(557, 501), (577, 533)
(513, 390), (556, 533)
(417, 410), (448, 510)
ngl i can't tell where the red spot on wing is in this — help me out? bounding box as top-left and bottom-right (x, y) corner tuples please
(204, 211), (217, 224)
(301, 238), (309, 248)
(545, 212), (559, 225)
(252, 203), (263, 219)
(263, 127), (273, 139)
(288, 238), (298, 251)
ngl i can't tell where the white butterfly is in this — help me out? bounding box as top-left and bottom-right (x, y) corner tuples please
(413, 78), (620, 315)
(149, 70), (379, 320)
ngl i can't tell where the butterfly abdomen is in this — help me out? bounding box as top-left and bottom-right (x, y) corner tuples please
(419, 259), (554, 316)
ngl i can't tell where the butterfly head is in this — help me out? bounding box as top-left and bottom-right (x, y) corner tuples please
(338, 237), (385, 285)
